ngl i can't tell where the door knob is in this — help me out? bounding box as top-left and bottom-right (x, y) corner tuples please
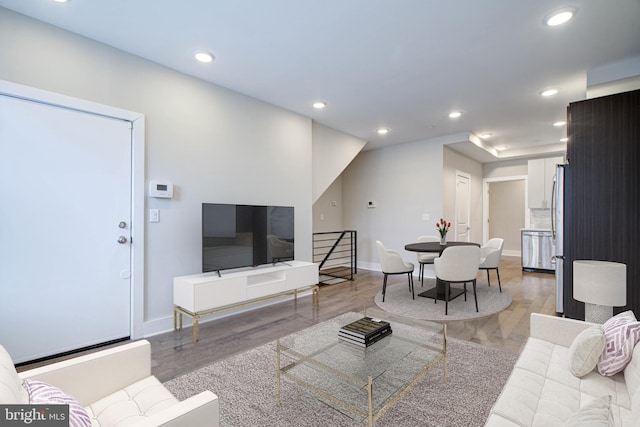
(117, 236), (128, 244)
(118, 221), (127, 229)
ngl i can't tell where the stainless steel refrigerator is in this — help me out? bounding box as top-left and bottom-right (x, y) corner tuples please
(551, 164), (566, 313)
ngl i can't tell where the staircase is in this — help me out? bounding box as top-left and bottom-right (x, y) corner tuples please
(312, 230), (357, 285)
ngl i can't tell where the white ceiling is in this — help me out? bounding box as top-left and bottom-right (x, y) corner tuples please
(2, 0), (639, 162)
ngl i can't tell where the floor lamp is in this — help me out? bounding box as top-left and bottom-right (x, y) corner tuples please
(573, 260), (627, 324)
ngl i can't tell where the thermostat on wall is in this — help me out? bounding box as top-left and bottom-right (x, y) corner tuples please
(149, 180), (173, 198)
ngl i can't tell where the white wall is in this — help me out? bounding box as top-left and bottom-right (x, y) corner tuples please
(0, 8), (313, 335)
(586, 54), (640, 98)
(313, 176), (344, 233)
(483, 159), (528, 179)
(311, 122), (367, 233)
(342, 138), (444, 270)
(312, 122), (366, 203)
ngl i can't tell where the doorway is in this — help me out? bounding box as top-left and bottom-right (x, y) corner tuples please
(454, 171), (471, 242)
(0, 81), (145, 363)
(482, 176), (527, 256)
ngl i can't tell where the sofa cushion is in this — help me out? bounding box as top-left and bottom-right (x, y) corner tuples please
(0, 345), (29, 404)
(488, 337), (633, 426)
(490, 338), (580, 426)
(23, 379), (91, 427)
(569, 326), (606, 377)
(85, 376), (178, 427)
(598, 311), (640, 376)
(563, 395), (614, 426)
(622, 343), (640, 425)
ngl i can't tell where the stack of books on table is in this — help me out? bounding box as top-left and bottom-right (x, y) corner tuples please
(338, 317), (392, 347)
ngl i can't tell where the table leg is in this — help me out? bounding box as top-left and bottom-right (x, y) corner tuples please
(192, 318), (199, 343)
(174, 308), (183, 331)
(417, 280), (466, 301)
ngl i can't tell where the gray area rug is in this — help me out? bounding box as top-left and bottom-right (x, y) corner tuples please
(374, 280), (512, 321)
(164, 312), (518, 426)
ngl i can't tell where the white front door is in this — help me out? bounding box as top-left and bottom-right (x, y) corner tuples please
(455, 171), (471, 242)
(0, 94), (132, 363)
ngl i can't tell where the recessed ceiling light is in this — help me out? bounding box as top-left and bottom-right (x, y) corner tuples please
(53, 0), (69, 3)
(495, 145), (509, 151)
(545, 8), (577, 26)
(313, 101), (326, 109)
(553, 121), (566, 127)
(560, 137), (568, 142)
(377, 128), (390, 135)
(540, 88), (559, 97)
(449, 111), (462, 119)
(480, 133), (492, 139)
(194, 51), (214, 63)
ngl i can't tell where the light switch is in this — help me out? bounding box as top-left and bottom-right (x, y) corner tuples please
(149, 209), (160, 223)
(422, 213), (430, 221)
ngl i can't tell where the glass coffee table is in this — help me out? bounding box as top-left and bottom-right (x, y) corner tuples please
(276, 308), (446, 426)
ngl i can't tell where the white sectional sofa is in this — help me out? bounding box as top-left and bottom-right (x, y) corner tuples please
(486, 313), (640, 426)
(1, 340), (219, 427)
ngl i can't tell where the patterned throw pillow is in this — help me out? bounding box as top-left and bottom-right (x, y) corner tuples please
(22, 379), (91, 427)
(596, 310), (640, 376)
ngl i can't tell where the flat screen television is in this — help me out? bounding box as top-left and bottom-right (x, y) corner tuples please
(202, 203), (294, 274)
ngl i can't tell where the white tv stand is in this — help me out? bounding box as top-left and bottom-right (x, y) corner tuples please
(173, 261), (319, 342)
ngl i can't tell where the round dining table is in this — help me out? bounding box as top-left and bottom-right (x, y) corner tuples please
(404, 241), (481, 301)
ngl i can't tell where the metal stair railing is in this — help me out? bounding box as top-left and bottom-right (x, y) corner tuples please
(312, 230), (357, 285)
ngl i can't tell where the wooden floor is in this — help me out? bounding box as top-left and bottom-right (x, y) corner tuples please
(148, 255), (557, 382)
(18, 256), (557, 382)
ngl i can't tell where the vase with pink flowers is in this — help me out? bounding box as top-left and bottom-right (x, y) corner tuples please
(436, 218), (451, 245)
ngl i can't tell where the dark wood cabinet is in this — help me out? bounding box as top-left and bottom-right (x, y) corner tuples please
(564, 89), (640, 319)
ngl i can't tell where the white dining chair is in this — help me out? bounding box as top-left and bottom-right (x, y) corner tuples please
(479, 238), (504, 292)
(434, 245), (481, 315)
(376, 240), (415, 302)
(415, 235), (439, 287)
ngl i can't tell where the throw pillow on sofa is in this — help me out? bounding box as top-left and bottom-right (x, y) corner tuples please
(597, 310), (640, 376)
(22, 379), (91, 427)
(563, 395), (613, 427)
(568, 325), (606, 377)
(0, 345), (29, 404)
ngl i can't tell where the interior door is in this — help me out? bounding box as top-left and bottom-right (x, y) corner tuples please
(0, 94), (132, 363)
(454, 171), (471, 242)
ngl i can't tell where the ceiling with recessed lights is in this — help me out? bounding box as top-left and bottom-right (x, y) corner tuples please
(1, 0), (639, 162)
